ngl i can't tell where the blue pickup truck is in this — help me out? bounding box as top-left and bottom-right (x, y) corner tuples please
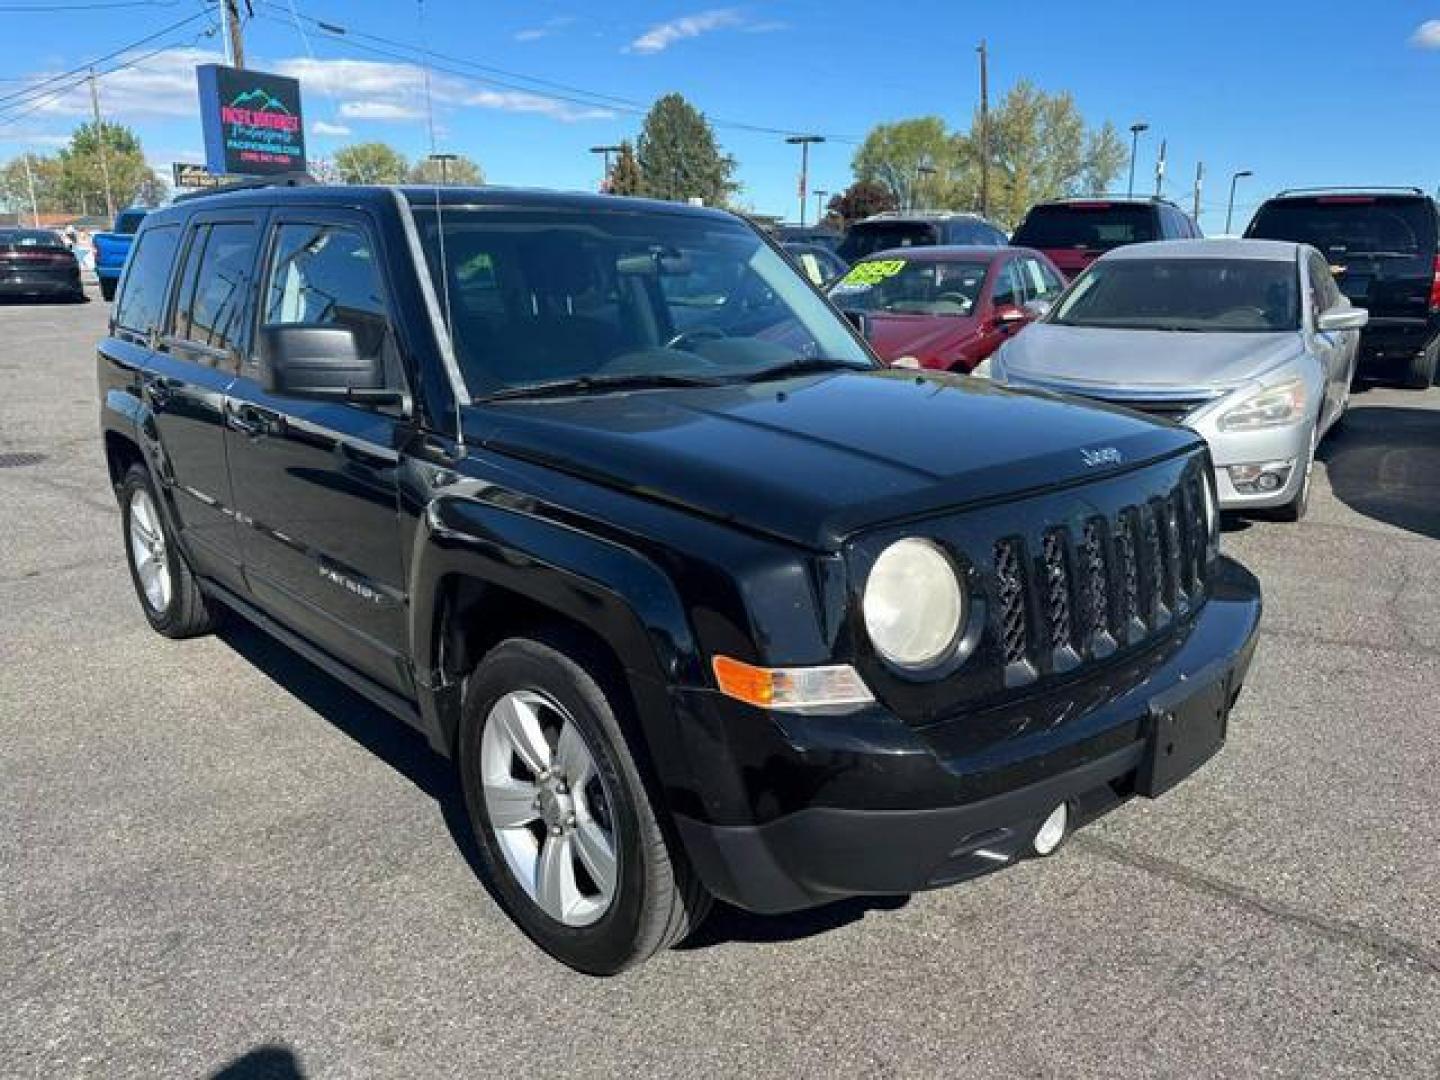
(92, 208), (147, 301)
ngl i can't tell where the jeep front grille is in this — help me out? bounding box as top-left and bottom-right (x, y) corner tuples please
(990, 472), (1210, 686)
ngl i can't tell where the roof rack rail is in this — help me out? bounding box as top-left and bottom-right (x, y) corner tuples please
(1272, 186), (1426, 198)
(1048, 193), (1180, 206)
(862, 208), (987, 220)
(172, 172), (318, 203)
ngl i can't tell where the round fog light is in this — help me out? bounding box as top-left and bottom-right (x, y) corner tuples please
(1256, 472), (1283, 492)
(1032, 803), (1069, 856)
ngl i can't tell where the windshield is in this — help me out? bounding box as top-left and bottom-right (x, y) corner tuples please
(1012, 203), (1157, 250)
(411, 205), (873, 398)
(1051, 258), (1300, 332)
(1246, 197), (1437, 258)
(837, 222), (939, 262)
(828, 256), (990, 316)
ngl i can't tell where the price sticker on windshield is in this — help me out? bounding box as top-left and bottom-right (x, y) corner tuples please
(838, 259), (906, 288)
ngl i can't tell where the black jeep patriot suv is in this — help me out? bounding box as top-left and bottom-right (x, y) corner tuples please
(98, 183), (1261, 974)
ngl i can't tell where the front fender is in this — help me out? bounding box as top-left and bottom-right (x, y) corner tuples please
(407, 487), (704, 811)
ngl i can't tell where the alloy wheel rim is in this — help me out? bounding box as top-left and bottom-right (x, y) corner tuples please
(128, 488), (172, 613)
(480, 689), (619, 927)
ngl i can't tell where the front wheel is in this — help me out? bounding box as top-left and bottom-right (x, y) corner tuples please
(1273, 427), (1316, 523)
(459, 637), (711, 974)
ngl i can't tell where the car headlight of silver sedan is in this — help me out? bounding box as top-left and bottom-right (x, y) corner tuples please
(1216, 377), (1307, 431)
(863, 539), (965, 669)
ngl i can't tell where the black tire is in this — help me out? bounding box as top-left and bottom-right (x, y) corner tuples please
(459, 636), (711, 975)
(1401, 338), (1438, 390)
(119, 464), (217, 638)
(1272, 428), (1315, 523)
(99, 277), (116, 301)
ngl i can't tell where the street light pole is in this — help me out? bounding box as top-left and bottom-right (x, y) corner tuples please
(589, 144), (623, 188)
(428, 152), (457, 185)
(977, 40), (990, 218)
(1225, 170), (1253, 234)
(1193, 161), (1205, 221)
(22, 152), (40, 227)
(813, 189), (829, 224)
(1127, 122), (1149, 200)
(916, 163), (937, 211)
(88, 69), (115, 220)
(785, 135), (824, 225)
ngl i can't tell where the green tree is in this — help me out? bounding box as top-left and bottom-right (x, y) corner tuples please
(606, 140), (643, 196)
(0, 153), (64, 217)
(406, 153), (484, 185)
(852, 117), (971, 212)
(635, 93), (736, 205)
(56, 122), (157, 213)
(825, 179), (897, 225)
(333, 142), (409, 184)
(970, 82), (1129, 228)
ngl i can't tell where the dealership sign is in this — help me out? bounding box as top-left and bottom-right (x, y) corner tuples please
(171, 163), (244, 190)
(197, 64), (306, 176)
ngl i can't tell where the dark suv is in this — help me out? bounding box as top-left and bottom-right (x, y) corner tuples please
(98, 182), (1261, 974)
(837, 210), (1008, 263)
(1245, 188), (1440, 387)
(1011, 197), (1203, 279)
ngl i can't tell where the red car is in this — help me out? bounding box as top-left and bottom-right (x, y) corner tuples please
(1010, 197), (1202, 279)
(827, 246), (1065, 372)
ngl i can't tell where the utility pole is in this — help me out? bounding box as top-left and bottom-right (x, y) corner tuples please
(88, 70), (115, 220)
(813, 189), (829, 224)
(1192, 162), (1204, 220)
(1126, 122), (1148, 200)
(785, 135), (824, 225)
(977, 40), (990, 218)
(589, 144), (622, 188)
(22, 152), (40, 226)
(1154, 139), (1167, 198)
(220, 0), (246, 68)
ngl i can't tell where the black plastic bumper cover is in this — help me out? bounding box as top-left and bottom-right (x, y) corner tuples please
(674, 557), (1262, 914)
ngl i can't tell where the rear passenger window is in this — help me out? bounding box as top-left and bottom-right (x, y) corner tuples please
(114, 225), (179, 337)
(173, 223), (259, 359)
(261, 222), (398, 385)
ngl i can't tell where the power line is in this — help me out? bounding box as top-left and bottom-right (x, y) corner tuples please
(0, 24), (217, 130)
(0, 1), (183, 10)
(253, 1), (860, 144)
(0, 8), (210, 112)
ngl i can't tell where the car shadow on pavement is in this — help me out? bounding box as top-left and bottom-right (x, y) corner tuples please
(211, 1045), (305, 1079)
(1318, 404), (1440, 542)
(216, 618), (900, 952)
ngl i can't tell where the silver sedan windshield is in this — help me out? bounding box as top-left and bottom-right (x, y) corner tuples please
(1052, 258), (1300, 333)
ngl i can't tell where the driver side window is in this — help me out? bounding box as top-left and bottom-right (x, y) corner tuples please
(990, 261), (1020, 309)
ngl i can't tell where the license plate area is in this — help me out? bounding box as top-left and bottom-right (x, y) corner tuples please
(1136, 664), (1231, 797)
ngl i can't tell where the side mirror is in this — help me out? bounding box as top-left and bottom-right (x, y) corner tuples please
(258, 325), (401, 405)
(994, 304), (1027, 326)
(1022, 298), (1052, 319)
(841, 308), (871, 339)
(1317, 305), (1368, 333)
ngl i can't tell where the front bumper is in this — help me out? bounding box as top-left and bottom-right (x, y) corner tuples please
(1188, 417), (1312, 511)
(672, 557), (1262, 914)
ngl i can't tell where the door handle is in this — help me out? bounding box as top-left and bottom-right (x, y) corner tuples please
(229, 403), (280, 439)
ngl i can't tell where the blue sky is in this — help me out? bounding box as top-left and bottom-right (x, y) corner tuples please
(1, 1), (1437, 232)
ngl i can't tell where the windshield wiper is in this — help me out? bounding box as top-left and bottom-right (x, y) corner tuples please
(737, 357), (873, 383)
(480, 371), (727, 402)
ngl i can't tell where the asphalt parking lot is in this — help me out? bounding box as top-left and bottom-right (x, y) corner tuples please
(3, 291), (1438, 1079)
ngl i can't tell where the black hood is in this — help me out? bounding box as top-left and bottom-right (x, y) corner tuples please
(468, 369), (1200, 550)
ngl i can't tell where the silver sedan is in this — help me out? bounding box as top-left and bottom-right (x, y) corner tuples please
(980, 239), (1367, 520)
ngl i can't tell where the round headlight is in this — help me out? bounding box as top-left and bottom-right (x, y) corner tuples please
(863, 539), (965, 669)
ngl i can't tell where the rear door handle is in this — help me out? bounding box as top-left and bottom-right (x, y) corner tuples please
(229, 402), (282, 439)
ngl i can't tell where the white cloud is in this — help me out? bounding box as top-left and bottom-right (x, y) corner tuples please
(463, 88), (613, 122)
(1411, 20), (1440, 48)
(626, 8), (744, 54)
(339, 100), (426, 121)
(311, 120), (351, 136)
(25, 47), (224, 120)
(515, 15), (575, 42)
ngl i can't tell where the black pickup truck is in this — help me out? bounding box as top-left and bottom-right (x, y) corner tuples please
(98, 183), (1261, 974)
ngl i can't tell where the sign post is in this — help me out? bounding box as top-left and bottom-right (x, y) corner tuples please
(197, 64), (306, 177)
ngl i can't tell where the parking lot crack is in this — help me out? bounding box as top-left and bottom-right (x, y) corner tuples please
(1073, 834), (1440, 976)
